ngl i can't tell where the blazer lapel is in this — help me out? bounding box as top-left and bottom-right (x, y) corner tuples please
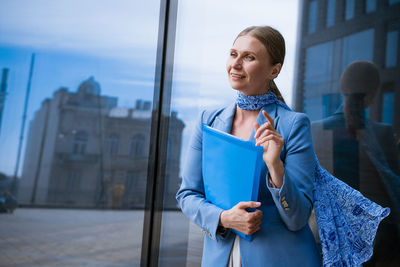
(212, 103), (236, 133)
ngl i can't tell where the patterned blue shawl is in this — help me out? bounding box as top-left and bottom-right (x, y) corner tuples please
(237, 91), (391, 266)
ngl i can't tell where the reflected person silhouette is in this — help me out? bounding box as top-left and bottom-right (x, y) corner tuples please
(311, 61), (400, 266)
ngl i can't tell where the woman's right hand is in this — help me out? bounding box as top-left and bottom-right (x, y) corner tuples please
(219, 201), (263, 235)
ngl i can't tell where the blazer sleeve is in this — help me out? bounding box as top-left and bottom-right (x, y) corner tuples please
(176, 110), (225, 241)
(267, 112), (316, 231)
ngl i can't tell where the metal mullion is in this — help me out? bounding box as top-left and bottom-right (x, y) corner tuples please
(140, 0), (178, 266)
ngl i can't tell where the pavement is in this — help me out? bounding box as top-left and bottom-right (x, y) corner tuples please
(0, 208), (203, 267)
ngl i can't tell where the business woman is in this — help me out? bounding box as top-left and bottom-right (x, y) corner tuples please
(176, 26), (321, 267)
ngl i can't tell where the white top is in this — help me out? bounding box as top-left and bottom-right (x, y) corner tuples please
(228, 235), (242, 267)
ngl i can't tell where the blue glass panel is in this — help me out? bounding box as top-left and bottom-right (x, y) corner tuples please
(327, 0), (336, 27)
(382, 92), (395, 124)
(341, 29), (374, 72)
(345, 0), (355, 20)
(322, 93), (342, 117)
(308, 0), (318, 34)
(365, 0), (376, 13)
(305, 42), (334, 86)
(386, 31), (398, 68)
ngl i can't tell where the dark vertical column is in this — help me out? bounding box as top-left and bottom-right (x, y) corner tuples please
(293, 0), (307, 112)
(141, 0), (178, 266)
(11, 53), (35, 195)
(0, 68), (9, 135)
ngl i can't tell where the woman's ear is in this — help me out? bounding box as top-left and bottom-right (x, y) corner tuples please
(269, 63), (282, 79)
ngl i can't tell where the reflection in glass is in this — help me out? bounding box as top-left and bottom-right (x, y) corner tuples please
(308, 0), (318, 34)
(365, 0), (376, 13)
(345, 0), (355, 20)
(311, 62), (400, 265)
(297, 1), (400, 265)
(341, 29), (374, 71)
(382, 92), (395, 125)
(0, 0), (160, 266)
(386, 31), (398, 68)
(326, 0), (336, 27)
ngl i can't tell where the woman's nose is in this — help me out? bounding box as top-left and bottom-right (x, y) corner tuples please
(232, 58), (242, 69)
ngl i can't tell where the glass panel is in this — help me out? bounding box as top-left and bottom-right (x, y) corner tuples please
(0, 0), (160, 266)
(382, 92), (395, 125)
(298, 2), (400, 265)
(309, 0), (318, 34)
(345, 0), (355, 20)
(341, 29), (374, 72)
(327, 0), (336, 27)
(386, 31), (399, 68)
(158, 0), (300, 265)
(365, 0), (377, 13)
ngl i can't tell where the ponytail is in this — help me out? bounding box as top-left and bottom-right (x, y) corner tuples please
(269, 80), (286, 104)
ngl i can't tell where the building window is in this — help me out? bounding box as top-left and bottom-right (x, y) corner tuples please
(327, 0), (336, 27)
(322, 93), (342, 117)
(382, 92), (395, 124)
(130, 134), (145, 157)
(107, 134), (120, 155)
(73, 131), (88, 155)
(345, 0), (355, 20)
(389, 0), (400, 5)
(386, 31), (398, 68)
(365, 0), (376, 13)
(341, 29), (374, 72)
(308, 0), (318, 34)
(66, 170), (81, 192)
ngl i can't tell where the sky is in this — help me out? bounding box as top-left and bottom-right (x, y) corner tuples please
(0, 0), (300, 177)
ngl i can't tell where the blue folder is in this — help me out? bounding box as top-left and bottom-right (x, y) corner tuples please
(202, 124), (264, 241)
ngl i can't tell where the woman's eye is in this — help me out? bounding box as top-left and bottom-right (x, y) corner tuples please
(246, 55), (255, 60)
(230, 52), (237, 57)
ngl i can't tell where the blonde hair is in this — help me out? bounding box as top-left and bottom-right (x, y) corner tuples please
(236, 26), (286, 103)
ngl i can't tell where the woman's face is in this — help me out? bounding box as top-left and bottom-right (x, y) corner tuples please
(226, 35), (281, 95)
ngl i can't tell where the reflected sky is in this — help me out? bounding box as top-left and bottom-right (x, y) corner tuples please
(0, 0), (160, 176)
(0, 0), (300, 177)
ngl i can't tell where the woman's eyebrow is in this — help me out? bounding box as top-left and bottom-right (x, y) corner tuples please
(230, 49), (257, 54)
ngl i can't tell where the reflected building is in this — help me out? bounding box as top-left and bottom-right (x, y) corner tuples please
(18, 77), (184, 209)
(295, 1), (400, 265)
(294, 0), (399, 139)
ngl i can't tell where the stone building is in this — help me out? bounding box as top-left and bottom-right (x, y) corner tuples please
(18, 77), (184, 209)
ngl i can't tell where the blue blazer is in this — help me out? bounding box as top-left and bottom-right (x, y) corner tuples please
(176, 102), (322, 267)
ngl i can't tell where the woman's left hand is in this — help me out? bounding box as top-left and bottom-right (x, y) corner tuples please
(254, 110), (284, 187)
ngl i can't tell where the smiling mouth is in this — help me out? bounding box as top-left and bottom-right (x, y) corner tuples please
(231, 73), (245, 79)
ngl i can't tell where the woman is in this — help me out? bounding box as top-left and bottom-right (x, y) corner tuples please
(176, 26), (321, 266)
(176, 26), (388, 266)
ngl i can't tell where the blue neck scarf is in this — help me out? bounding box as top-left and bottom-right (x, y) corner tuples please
(244, 91), (390, 266)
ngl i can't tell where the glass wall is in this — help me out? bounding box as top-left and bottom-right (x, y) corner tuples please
(308, 0), (318, 34)
(157, 0), (300, 266)
(0, 0), (160, 266)
(327, 0), (336, 27)
(299, 0), (400, 265)
(386, 30), (399, 68)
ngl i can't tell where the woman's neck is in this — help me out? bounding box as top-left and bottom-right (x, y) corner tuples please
(235, 105), (259, 122)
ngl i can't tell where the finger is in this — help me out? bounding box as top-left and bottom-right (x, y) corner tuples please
(236, 201), (261, 209)
(254, 121), (275, 138)
(254, 121), (260, 132)
(256, 135), (283, 147)
(256, 131), (281, 144)
(262, 110), (274, 126)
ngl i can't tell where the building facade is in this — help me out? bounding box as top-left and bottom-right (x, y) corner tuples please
(18, 77), (184, 209)
(295, 0), (400, 265)
(294, 0), (399, 138)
